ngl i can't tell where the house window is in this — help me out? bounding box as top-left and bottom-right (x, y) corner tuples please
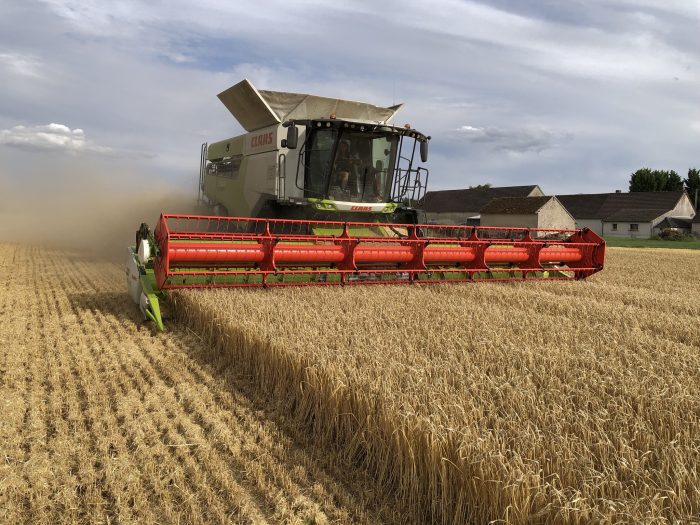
(630, 223), (639, 231)
(612, 223), (617, 231)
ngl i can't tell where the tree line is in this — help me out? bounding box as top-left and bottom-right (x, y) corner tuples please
(629, 168), (700, 206)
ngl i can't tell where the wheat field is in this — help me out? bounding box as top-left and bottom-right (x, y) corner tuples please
(0, 244), (405, 525)
(2, 244), (699, 524)
(173, 248), (700, 525)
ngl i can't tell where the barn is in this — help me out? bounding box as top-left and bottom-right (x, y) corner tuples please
(479, 196), (575, 230)
(421, 185), (544, 225)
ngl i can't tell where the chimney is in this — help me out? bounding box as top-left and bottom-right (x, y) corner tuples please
(615, 190), (622, 193)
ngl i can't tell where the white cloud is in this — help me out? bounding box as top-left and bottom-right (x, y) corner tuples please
(456, 125), (570, 153)
(38, 0), (147, 36)
(390, 0), (698, 83)
(4, 0), (699, 193)
(0, 123), (112, 154)
(0, 52), (43, 78)
(605, 0), (700, 20)
(37, 0), (700, 86)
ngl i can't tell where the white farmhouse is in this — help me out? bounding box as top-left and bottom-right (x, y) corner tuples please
(557, 191), (694, 238)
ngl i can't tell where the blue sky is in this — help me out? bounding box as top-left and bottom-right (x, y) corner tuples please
(1, 0), (699, 195)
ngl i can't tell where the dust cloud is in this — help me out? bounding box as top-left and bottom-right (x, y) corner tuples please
(0, 155), (203, 261)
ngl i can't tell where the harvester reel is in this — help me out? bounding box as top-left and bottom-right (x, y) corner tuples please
(127, 214), (605, 331)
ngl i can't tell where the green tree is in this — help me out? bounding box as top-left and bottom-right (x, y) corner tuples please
(629, 168), (682, 192)
(666, 171), (683, 191)
(684, 168), (700, 209)
(469, 183), (492, 190)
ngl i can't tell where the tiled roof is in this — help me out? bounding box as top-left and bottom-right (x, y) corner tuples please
(555, 194), (609, 219)
(480, 196), (553, 215)
(556, 191), (686, 221)
(655, 217), (693, 229)
(423, 185), (540, 213)
(602, 208), (671, 222)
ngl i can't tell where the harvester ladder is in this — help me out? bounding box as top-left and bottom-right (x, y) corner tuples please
(277, 153), (286, 200)
(198, 142), (207, 203)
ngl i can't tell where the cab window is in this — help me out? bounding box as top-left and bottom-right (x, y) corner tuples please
(304, 129), (337, 198)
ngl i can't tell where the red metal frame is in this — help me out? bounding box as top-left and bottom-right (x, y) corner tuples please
(153, 214), (605, 290)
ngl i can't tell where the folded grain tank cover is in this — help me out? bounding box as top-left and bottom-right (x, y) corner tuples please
(217, 79), (404, 132)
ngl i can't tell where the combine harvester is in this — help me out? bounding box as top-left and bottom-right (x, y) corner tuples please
(127, 80), (605, 330)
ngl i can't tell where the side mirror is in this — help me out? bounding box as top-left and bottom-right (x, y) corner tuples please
(286, 125), (298, 149)
(420, 140), (429, 163)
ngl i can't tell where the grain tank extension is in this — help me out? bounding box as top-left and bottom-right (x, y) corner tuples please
(127, 80), (605, 330)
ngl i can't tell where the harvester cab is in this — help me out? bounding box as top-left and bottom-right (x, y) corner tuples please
(127, 79), (606, 331)
(199, 79), (429, 224)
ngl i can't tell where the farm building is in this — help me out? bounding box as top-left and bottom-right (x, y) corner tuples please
(557, 191), (695, 238)
(652, 217), (692, 236)
(693, 215), (700, 237)
(422, 185), (544, 224)
(480, 196), (575, 230)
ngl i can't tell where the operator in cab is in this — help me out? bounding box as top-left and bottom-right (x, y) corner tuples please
(330, 139), (384, 202)
(330, 140), (358, 200)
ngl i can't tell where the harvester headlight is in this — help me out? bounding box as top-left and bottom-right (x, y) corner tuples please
(137, 239), (151, 264)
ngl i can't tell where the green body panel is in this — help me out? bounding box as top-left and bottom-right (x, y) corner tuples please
(129, 247), (166, 332)
(204, 132), (278, 217)
(204, 134), (251, 215)
(203, 171), (251, 215)
(207, 135), (244, 160)
(141, 270), (165, 332)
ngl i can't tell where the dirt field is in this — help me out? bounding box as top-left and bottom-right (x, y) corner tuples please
(174, 248), (700, 525)
(0, 244), (406, 525)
